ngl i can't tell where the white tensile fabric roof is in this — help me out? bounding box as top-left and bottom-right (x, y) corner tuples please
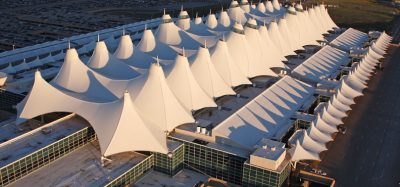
(298, 130), (327, 153)
(278, 17), (296, 53)
(206, 12), (218, 29)
(291, 45), (350, 83)
(15, 3), (347, 158)
(290, 140), (321, 162)
(228, 1), (248, 24)
(155, 14), (202, 50)
(213, 76), (315, 149)
(137, 29), (177, 60)
(176, 10), (191, 31)
(268, 21), (289, 56)
(314, 114), (338, 134)
(330, 28), (369, 51)
(52, 48), (118, 101)
(244, 19), (277, 77)
(17, 71), (169, 156)
(240, 0), (251, 13)
(299, 29), (393, 163)
(166, 53), (217, 111)
(307, 121), (333, 143)
(131, 63), (195, 132)
(189, 45), (236, 98)
(114, 34), (155, 69)
(226, 22), (274, 78)
(209, 39), (251, 87)
(258, 23), (286, 64)
(87, 41), (140, 80)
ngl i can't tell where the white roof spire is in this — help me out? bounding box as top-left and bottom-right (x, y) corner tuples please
(144, 23), (147, 30)
(156, 56), (160, 66)
(122, 26), (125, 35)
(68, 39), (71, 49)
(182, 47), (186, 56)
(163, 8), (166, 15)
(204, 40), (207, 48)
(97, 33), (100, 42)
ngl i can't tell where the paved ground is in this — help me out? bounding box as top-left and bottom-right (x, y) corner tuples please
(317, 45), (400, 186)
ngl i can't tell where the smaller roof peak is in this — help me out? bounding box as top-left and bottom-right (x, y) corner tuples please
(182, 47), (186, 57)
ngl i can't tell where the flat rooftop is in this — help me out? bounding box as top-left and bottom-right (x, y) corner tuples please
(133, 169), (210, 187)
(253, 139), (286, 161)
(9, 142), (147, 187)
(171, 133), (251, 158)
(0, 116), (88, 168)
(0, 112), (46, 145)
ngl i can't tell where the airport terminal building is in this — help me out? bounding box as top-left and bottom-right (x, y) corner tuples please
(0, 0), (393, 186)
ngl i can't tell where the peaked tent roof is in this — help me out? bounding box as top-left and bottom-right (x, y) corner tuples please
(206, 12), (218, 29)
(299, 130), (327, 153)
(228, 1), (248, 24)
(189, 45), (236, 98)
(314, 114), (338, 134)
(210, 39), (251, 87)
(244, 19), (277, 77)
(307, 121), (333, 143)
(278, 18), (297, 54)
(226, 22), (272, 78)
(290, 140), (321, 162)
(166, 53), (217, 111)
(114, 34), (155, 69)
(17, 71), (169, 156)
(87, 41), (140, 80)
(176, 9), (191, 31)
(52, 48), (118, 101)
(259, 23), (286, 64)
(155, 14), (201, 50)
(131, 63), (195, 132)
(240, 0), (251, 13)
(268, 21), (290, 57)
(137, 29), (177, 60)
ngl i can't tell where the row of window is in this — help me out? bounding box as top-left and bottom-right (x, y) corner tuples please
(183, 141), (247, 185)
(0, 127), (95, 186)
(106, 137), (291, 187)
(242, 163), (291, 187)
(105, 155), (154, 187)
(153, 144), (184, 176)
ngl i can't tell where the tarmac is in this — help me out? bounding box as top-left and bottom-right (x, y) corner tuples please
(317, 45), (400, 186)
